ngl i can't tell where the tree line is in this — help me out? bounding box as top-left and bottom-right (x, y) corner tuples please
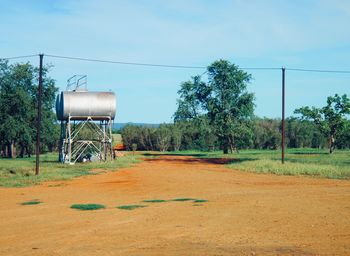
(0, 60), (59, 158)
(120, 117), (350, 152)
(122, 60), (349, 153)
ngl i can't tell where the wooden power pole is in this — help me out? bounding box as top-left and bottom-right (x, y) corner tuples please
(35, 54), (44, 175)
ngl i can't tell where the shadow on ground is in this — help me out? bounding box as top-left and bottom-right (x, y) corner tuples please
(142, 153), (256, 165)
(290, 152), (329, 155)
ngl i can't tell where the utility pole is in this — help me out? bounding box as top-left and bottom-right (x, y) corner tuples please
(281, 67), (285, 164)
(35, 54), (44, 175)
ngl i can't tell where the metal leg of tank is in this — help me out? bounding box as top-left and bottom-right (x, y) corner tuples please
(67, 120), (72, 164)
(103, 120), (107, 161)
(58, 121), (62, 162)
(100, 118), (112, 161)
(63, 121), (69, 163)
(108, 119), (113, 161)
(58, 121), (65, 163)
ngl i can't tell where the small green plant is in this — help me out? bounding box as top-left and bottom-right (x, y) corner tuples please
(117, 204), (146, 210)
(70, 204), (105, 211)
(142, 199), (167, 203)
(193, 199), (208, 203)
(21, 199), (42, 205)
(171, 198), (195, 202)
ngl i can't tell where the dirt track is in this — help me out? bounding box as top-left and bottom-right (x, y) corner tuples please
(0, 155), (349, 255)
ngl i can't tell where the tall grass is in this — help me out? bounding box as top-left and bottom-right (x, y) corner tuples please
(166, 149), (350, 179)
(226, 149), (350, 179)
(0, 153), (141, 187)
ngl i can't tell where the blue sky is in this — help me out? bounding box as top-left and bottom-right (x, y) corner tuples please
(0, 0), (349, 123)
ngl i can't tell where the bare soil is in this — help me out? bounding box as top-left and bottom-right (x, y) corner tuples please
(0, 155), (349, 255)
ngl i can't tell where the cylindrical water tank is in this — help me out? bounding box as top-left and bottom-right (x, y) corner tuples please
(56, 91), (116, 121)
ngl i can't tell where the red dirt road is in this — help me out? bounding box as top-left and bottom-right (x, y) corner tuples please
(0, 155), (349, 255)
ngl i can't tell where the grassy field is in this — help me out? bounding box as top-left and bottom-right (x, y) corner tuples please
(0, 153), (140, 187)
(164, 148), (350, 179)
(1, 148), (349, 188)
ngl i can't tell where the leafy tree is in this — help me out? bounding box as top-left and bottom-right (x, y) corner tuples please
(139, 127), (156, 150)
(335, 120), (350, 149)
(174, 77), (205, 122)
(0, 62), (35, 157)
(39, 66), (59, 153)
(0, 60), (58, 158)
(284, 118), (326, 148)
(170, 122), (183, 151)
(294, 94), (350, 153)
(195, 116), (218, 151)
(174, 120), (197, 150)
(154, 124), (172, 151)
(120, 125), (141, 150)
(252, 118), (280, 149)
(230, 119), (254, 151)
(174, 59), (255, 154)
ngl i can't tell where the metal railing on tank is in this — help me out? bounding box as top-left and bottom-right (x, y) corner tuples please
(66, 75), (87, 91)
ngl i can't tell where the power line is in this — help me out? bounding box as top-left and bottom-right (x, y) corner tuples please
(45, 54), (207, 69)
(286, 68), (350, 74)
(240, 67), (280, 70)
(0, 54), (38, 60)
(47, 54), (284, 71)
(2, 53), (350, 74)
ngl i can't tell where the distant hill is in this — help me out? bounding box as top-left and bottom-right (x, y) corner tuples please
(113, 122), (160, 130)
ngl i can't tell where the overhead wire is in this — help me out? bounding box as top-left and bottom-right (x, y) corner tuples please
(0, 54), (39, 60)
(1, 53), (350, 74)
(286, 68), (350, 74)
(45, 54), (207, 69)
(239, 67), (280, 70)
(46, 54), (285, 71)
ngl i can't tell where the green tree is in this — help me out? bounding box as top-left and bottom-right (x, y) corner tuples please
(252, 118), (280, 150)
(154, 124), (172, 152)
(294, 94), (350, 153)
(0, 60), (58, 158)
(139, 127), (156, 150)
(0, 62), (35, 157)
(120, 125), (141, 150)
(174, 59), (255, 154)
(170, 122), (183, 151)
(284, 118), (325, 148)
(335, 120), (350, 149)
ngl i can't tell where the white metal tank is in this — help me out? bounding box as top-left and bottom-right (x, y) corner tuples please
(56, 91), (116, 121)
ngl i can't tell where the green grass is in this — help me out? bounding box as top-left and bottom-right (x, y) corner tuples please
(142, 199), (167, 203)
(70, 204), (105, 211)
(117, 204), (147, 210)
(21, 199), (42, 205)
(193, 199), (208, 203)
(167, 149), (350, 179)
(0, 152), (142, 187)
